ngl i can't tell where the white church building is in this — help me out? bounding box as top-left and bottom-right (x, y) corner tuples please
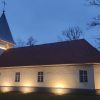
(0, 12), (100, 95)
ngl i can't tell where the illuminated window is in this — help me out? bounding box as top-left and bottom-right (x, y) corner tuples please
(15, 72), (20, 82)
(38, 72), (44, 82)
(79, 70), (88, 82)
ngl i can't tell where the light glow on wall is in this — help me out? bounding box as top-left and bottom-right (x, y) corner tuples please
(1, 87), (13, 93)
(19, 87), (35, 94)
(50, 82), (70, 95)
(21, 82), (33, 87)
(0, 46), (7, 50)
(1, 82), (13, 86)
(51, 88), (70, 95)
(94, 78), (100, 89)
(96, 90), (100, 95)
(54, 83), (65, 88)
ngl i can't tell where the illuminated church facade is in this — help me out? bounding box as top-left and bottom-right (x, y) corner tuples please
(0, 12), (100, 95)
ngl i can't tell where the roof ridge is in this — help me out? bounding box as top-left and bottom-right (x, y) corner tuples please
(13, 39), (86, 49)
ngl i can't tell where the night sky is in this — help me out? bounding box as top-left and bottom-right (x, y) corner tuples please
(0, 0), (100, 46)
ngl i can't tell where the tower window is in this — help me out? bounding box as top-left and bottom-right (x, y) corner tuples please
(15, 72), (20, 82)
(38, 72), (44, 82)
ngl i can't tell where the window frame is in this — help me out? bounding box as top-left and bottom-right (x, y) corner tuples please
(15, 72), (20, 82)
(79, 70), (88, 83)
(38, 72), (44, 82)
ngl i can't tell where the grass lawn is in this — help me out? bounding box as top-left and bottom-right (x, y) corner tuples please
(0, 92), (100, 100)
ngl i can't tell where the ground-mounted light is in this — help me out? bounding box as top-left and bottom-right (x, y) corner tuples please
(51, 88), (70, 95)
(1, 86), (13, 93)
(19, 87), (35, 94)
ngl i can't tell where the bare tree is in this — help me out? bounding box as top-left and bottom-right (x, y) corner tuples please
(86, 0), (100, 49)
(88, 15), (100, 27)
(14, 36), (37, 48)
(62, 26), (82, 41)
(87, 0), (100, 6)
(87, 0), (100, 27)
(26, 36), (37, 46)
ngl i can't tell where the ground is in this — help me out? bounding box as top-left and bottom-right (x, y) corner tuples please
(0, 92), (100, 100)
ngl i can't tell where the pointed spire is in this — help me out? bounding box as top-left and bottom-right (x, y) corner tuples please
(2, 0), (6, 13)
(0, 12), (15, 44)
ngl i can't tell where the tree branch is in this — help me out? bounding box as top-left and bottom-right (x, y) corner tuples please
(88, 0), (100, 6)
(88, 15), (100, 27)
(62, 26), (82, 41)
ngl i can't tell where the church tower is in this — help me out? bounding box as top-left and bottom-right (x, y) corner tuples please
(0, 11), (15, 54)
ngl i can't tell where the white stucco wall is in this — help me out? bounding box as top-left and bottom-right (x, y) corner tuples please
(0, 64), (94, 90)
(93, 64), (100, 89)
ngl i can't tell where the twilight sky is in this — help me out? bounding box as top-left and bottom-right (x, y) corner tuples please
(0, 0), (100, 46)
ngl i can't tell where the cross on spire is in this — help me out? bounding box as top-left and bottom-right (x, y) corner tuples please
(2, 0), (7, 13)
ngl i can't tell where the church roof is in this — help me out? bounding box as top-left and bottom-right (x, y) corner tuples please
(0, 39), (100, 67)
(0, 12), (15, 44)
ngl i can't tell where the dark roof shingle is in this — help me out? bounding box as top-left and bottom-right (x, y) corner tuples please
(0, 39), (100, 67)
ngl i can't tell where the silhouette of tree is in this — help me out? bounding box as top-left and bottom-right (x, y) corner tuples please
(87, 0), (100, 27)
(15, 39), (26, 48)
(88, 0), (100, 6)
(26, 36), (37, 46)
(62, 26), (82, 41)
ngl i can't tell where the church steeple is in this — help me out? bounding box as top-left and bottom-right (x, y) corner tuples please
(0, 12), (15, 44)
(2, 0), (6, 13)
(0, 11), (15, 54)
